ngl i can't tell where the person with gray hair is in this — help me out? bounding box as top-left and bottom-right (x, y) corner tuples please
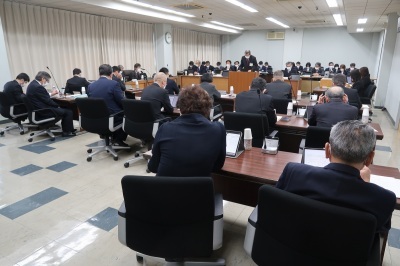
(283, 61), (298, 77)
(308, 86), (358, 127)
(141, 72), (173, 119)
(332, 73), (362, 110)
(200, 73), (221, 104)
(235, 77), (277, 128)
(276, 120), (396, 234)
(239, 50), (258, 72)
(264, 70), (292, 99)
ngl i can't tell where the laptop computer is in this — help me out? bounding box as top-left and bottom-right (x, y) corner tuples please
(168, 95), (179, 108)
(303, 105), (314, 122)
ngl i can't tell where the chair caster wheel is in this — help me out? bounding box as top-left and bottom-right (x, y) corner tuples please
(0, 132), (4, 136)
(20, 131), (25, 135)
(87, 149), (92, 153)
(30, 133), (34, 136)
(87, 157), (92, 162)
(124, 163), (129, 168)
(28, 138), (33, 142)
(135, 153), (139, 157)
(50, 137), (55, 141)
(114, 157), (118, 161)
(136, 255), (143, 263)
(146, 168), (150, 173)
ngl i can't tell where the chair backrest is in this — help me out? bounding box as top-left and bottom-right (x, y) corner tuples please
(121, 99), (157, 140)
(75, 98), (111, 135)
(366, 84), (377, 99)
(252, 185), (377, 266)
(224, 111), (269, 148)
(121, 175), (215, 259)
(272, 98), (291, 114)
(304, 126), (331, 148)
(0, 91), (11, 118)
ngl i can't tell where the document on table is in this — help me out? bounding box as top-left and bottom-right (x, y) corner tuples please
(370, 175), (400, 198)
(303, 149), (329, 168)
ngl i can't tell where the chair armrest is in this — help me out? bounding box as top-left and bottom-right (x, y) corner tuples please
(110, 110), (124, 118)
(299, 138), (305, 154)
(10, 103), (28, 118)
(268, 130), (278, 138)
(214, 193), (223, 220)
(118, 201), (126, 218)
(152, 117), (171, 137)
(108, 112), (124, 132)
(248, 205), (258, 227)
(155, 117), (171, 123)
(32, 108), (58, 124)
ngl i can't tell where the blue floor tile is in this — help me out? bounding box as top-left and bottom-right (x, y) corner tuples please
(19, 144), (55, 154)
(0, 187), (68, 219)
(87, 207), (118, 232)
(86, 140), (104, 147)
(46, 161), (77, 172)
(375, 145), (392, 152)
(11, 164), (43, 176)
(0, 143), (5, 148)
(388, 228), (400, 249)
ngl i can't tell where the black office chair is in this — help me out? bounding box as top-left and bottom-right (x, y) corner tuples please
(22, 95), (62, 142)
(299, 126), (331, 153)
(75, 98), (130, 161)
(361, 84), (377, 105)
(224, 111), (269, 148)
(118, 175), (225, 265)
(121, 99), (169, 168)
(272, 98), (292, 114)
(0, 91), (32, 135)
(244, 185), (380, 266)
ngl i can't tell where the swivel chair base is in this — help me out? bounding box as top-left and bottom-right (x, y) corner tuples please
(86, 138), (130, 162)
(28, 127), (62, 142)
(136, 252), (226, 266)
(1, 122), (37, 136)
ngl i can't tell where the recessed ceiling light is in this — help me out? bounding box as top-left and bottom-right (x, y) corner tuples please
(121, 0), (195, 17)
(266, 17), (289, 28)
(225, 0), (258, 13)
(333, 14), (343, 26)
(326, 0), (338, 8)
(201, 23), (239, 33)
(211, 21), (244, 30)
(358, 18), (367, 24)
(357, 28), (364, 32)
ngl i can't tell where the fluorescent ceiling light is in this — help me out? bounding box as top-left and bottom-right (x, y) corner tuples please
(358, 18), (367, 24)
(326, 0), (338, 8)
(211, 21), (244, 30)
(357, 28), (364, 32)
(333, 14), (343, 26)
(225, 0), (258, 13)
(266, 17), (289, 28)
(121, 0), (195, 17)
(201, 23), (239, 33)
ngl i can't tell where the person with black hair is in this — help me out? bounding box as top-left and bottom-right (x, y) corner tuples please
(112, 66), (126, 92)
(65, 68), (90, 95)
(3, 73), (30, 106)
(132, 63), (146, 80)
(200, 73), (220, 104)
(159, 67), (179, 95)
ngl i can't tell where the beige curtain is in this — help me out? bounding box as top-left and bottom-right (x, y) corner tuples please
(173, 27), (221, 72)
(0, 0), (155, 87)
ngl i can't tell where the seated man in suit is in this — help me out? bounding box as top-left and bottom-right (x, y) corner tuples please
(264, 62), (273, 74)
(141, 72), (173, 119)
(235, 77), (277, 128)
(277, 120), (396, 234)
(112, 66), (126, 92)
(258, 61), (267, 72)
(159, 67), (179, 95)
(239, 50), (258, 72)
(26, 71), (75, 137)
(325, 62), (335, 73)
(64, 68), (90, 95)
(311, 62), (324, 76)
(87, 64), (127, 146)
(187, 61), (198, 73)
(332, 73), (362, 110)
(199, 61), (214, 75)
(295, 62), (303, 73)
(264, 70), (292, 100)
(283, 61), (298, 77)
(200, 73), (221, 104)
(308, 86), (358, 127)
(225, 60), (236, 71)
(3, 73), (30, 114)
(132, 63), (146, 80)
(346, 63), (357, 75)
(148, 85), (226, 177)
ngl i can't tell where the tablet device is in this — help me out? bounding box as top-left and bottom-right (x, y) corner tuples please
(226, 130), (244, 158)
(303, 105), (314, 121)
(168, 95), (179, 108)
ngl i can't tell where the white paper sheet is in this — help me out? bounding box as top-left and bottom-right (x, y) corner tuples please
(370, 174), (400, 198)
(303, 149), (329, 168)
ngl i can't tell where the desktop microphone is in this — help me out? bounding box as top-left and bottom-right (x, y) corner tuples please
(46, 66), (60, 90)
(257, 88), (267, 151)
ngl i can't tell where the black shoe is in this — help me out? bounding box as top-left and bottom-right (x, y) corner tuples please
(62, 131), (76, 137)
(114, 140), (129, 147)
(71, 129), (78, 133)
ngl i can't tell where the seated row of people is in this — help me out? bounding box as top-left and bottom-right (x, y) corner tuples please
(284, 61), (358, 77)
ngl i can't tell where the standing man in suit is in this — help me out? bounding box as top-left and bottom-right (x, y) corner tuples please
(283, 62), (298, 77)
(332, 73), (362, 110)
(141, 72), (173, 119)
(112, 66), (126, 92)
(159, 67), (179, 95)
(264, 70), (292, 100)
(200, 73), (221, 104)
(239, 50), (258, 72)
(308, 86), (358, 127)
(87, 64), (127, 146)
(235, 77), (277, 128)
(64, 68), (90, 95)
(26, 71), (75, 136)
(277, 120), (396, 234)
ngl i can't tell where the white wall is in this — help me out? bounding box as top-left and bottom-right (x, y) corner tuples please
(0, 13), (11, 91)
(155, 24), (174, 75)
(283, 28), (304, 66)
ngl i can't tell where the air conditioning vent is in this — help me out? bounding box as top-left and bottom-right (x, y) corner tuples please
(174, 4), (204, 10)
(237, 23), (257, 27)
(305, 19), (326, 24)
(267, 32), (285, 40)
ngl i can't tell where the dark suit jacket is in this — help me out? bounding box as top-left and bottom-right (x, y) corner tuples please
(308, 99), (358, 127)
(311, 67), (324, 76)
(297, 66), (303, 73)
(87, 77), (124, 115)
(199, 65), (215, 75)
(225, 65), (236, 71)
(26, 80), (59, 110)
(200, 82), (221, 103)
(239, 55), (258, 72)
(276, 162), (396, 233)
(112, 74), (126, 91)
(265, 80), (292, 100)
(235, 89), (277, 128)
(357, 76), (372, 98)
(303, 67), (312, 74)
(141, 83), (173, 119)
(283, 66), (299, 77)
(65, 76), (90, 94)
(148, 113), (226, 177)
(258, 65), (267, 72)
(131, 70), (145, 80)
(3, 80), (24, 105)
(341, 86), (362, 110)
(165, 78), (179, 95)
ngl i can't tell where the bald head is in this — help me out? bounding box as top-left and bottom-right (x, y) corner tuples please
(325, 86), (344, 100)
(154, 72), (167, 87)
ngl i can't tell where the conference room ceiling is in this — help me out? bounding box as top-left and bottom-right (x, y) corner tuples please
(12, 0), (400, 34)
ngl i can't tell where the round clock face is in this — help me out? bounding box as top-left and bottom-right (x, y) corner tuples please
(165, 32), (172, 44)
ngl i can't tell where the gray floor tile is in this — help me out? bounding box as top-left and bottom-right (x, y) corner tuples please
(376, 145), (392, 152)
(11, 164), (43, 176)
(0, 187), (68, 219)
(46, 161), (77, 172)
(19, 144), (55, 154)
(87, 207), (118, 232)
(389, 228), (400, 249)
(0, 143), (5, 147)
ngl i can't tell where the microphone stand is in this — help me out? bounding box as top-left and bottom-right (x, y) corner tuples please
(46, 66), (60, 90)
(257, 89), (267, 152)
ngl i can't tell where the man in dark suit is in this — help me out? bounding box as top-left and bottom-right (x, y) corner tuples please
(112, 66), (126, 92)
(200, 73), (221, 104)
(239, 50), (258, 72)
(283, 62), (298, 77)
(258, 61), (267, 72)
(187, 61), (198, 73)
(264, 70), (292, 100)
(26, 71), (75, 136)
(235, 77), (277, 128)
(141, 72), (173, 119)
(64, 68), (90, 95)
(199, 61), (214, 75)
(277, 120), (396, 234)
(346, 63), (357, 76)
(333, 73), (362, 110)
(295, 62), (303, 73)
(3, 73), (30, 105)
(311, 62), (324, 76)
(225, 60), (236, 71)
(308, 86), (358, 127)
(87, 64), (127, 146)
(131, 63), (146, 80)
(159, 67), (179, 95)
(325, 62), (335, 73)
